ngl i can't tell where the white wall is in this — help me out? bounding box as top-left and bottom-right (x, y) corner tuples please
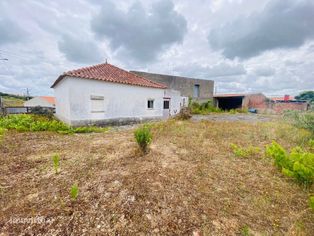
(54, 79), (71, 124)
(54, 76), (165, 125)
(24, 97), (54, 108)
(164, 89), (182, 116)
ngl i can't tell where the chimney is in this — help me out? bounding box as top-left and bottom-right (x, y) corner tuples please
(284, 95), (289, 101)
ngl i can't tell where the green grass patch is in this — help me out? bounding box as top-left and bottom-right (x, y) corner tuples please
(230, 143), (261, 158)
(0, 114), (109, 134)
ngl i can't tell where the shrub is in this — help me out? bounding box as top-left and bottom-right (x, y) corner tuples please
(134, 125), (152, 153)
(70, 184), (79, 200)
(266, 141), (314, 187)
(52, 154), (60, 174)
(176, 107), (192, 120)
(189, 100), (222, 114)
(230, 144), (261, 158)
(0, 114), (108, 134)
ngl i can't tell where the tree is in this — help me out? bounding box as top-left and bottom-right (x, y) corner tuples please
(295, 91), (314, 103)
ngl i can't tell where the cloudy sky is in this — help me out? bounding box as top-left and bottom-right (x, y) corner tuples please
(0, 0), (313, 96)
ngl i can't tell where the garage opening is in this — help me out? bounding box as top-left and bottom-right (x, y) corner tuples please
(215, 96), (244, 110)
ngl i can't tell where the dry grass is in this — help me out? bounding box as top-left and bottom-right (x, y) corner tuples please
(0, 119), (313, 235)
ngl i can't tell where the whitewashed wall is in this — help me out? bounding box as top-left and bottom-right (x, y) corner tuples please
(24, 97), (54, 108)
(164, 89), (182, 116)
(54, 79), (71, 124)
(54, 76), (165, 125)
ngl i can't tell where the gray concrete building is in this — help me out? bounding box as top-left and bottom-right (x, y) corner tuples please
(131, 71), (214, 101)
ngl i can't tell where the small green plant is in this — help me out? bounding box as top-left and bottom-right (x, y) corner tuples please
(70, 184), (79, 200)
(266, 141), (314, 187)
(52, 154), (60, 174)
(309, 196), (314, 210)
(240, 225), (250, 236)
(230, 144), (261, 158)
(134, 125), (152, 153)
(0, 127), (6, 143)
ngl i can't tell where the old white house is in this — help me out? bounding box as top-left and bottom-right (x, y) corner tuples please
(51, 63), (184, 126)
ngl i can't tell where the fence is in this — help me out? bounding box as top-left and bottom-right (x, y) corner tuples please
(0, 106), (55, 116)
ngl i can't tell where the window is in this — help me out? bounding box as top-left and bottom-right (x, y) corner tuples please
(163, 100), (170, 109)
(91, 95), (104, 113)
(147, 99), (154, 109)
(194, 84), (200, 97)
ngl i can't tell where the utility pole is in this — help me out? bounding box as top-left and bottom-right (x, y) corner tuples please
(26, 88), (30, 100)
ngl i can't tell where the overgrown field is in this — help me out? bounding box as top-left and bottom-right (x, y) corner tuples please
(0, 117), (313, 235)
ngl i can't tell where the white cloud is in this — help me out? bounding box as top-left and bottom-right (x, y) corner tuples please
(0, 0), (313, 97)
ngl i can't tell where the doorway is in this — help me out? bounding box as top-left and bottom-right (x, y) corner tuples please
(163, 99), (170, 118)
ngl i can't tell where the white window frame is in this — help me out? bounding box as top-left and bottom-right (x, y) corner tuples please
(90, 95), (105, 113)
(147, 99), (154, 110)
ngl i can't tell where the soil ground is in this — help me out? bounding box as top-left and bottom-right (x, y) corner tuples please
(0, 117), (313, 235)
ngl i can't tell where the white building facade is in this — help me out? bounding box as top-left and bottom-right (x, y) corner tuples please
(52, 63), (184, 126)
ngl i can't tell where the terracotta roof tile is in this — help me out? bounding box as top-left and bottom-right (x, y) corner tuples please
(40, 96), (55, 105)
(51, 63), (167, 89)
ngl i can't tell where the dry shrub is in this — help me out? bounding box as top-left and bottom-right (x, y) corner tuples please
(176, 107), (192, 120)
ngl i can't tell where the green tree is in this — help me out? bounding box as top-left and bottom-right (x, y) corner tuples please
(295, 91), (314, 102)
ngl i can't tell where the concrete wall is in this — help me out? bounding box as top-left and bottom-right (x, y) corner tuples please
(54, 76), (168, 126)
(24, 97), (54, 108)
(131, 71), (214, 101)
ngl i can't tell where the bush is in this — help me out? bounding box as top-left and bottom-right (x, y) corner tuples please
(266, 141), (314, 187)
(176, 107), (192, 120)
(0, 114), (108, 134)
(189, 100), (222, 114)
(134, 125), (152, 153)
(230, 144), (261, 158)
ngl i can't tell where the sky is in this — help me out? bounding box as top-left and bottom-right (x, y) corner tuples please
(0, 0), (313, 96)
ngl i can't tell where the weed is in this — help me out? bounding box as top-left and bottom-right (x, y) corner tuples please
(0, 114), (108, 134)
(240, 225), (250, 236)
(52, 154), (60, 174)
(230, 144), (261, 158)
(266, 141), (314, 187)
(70, 184), (79, 200)
(134, 125), (152, 153)
(284, 111), (314, 135)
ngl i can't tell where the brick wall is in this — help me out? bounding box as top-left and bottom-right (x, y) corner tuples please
(271, 102), (309, 114)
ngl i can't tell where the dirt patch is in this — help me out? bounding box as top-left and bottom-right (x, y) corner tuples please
(0, 120), (313, 235)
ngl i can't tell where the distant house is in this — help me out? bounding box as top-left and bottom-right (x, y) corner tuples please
(24, 96), (56, 108)
(51, 63), (185, 126)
